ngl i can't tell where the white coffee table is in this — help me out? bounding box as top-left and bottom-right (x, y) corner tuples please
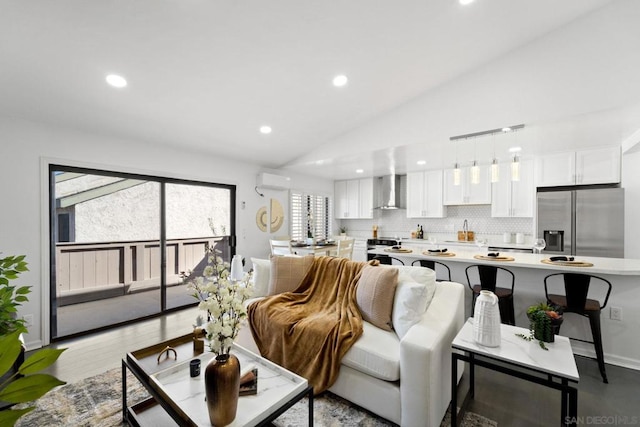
(451, 318), (579, 427)
(123, 335), (313, 426)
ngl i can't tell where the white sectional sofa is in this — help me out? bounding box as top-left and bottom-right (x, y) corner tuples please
(236, 260), (465, 427)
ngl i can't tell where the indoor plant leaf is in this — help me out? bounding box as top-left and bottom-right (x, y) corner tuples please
(18, 348), (67, 375)
(0, 406), (34, 426)
(0, 330), (23, 377)
(16, 286), (30, 295)
(0, 374), (66, 403)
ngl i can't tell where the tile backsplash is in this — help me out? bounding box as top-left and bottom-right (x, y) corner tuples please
(338, 205), (534, 244)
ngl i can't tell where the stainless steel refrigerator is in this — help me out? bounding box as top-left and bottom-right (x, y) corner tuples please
(536, 187), (624, 258)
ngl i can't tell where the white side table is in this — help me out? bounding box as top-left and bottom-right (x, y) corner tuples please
(451, 318), (579, 427)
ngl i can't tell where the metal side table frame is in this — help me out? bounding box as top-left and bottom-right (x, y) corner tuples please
(451, 319), (579, 427)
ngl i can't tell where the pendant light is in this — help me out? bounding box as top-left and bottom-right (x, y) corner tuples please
(449, 124), (525, 186)
(511, 154), (520, 181)
(470, 139), (480, 185)
(453, 139), (461, 186)
(511, 129), (520, 181)
(470, 160), (480, 184)
(490, 133), (499, 183)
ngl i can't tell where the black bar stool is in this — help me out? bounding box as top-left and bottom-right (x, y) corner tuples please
(544, 272), (612, 383)
(411, 259), (451, 282)
(372, 255), (405, 265)
(465, 265), (516, 325)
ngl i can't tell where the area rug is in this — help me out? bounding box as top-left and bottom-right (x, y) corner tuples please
(14, 367), (497, 426)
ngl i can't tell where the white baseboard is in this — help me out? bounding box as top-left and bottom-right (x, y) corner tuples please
(571, 342), (640, 371)
(24, 338), (43, 352)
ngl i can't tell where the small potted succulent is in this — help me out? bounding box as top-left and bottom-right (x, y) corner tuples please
(516, 302), (563, 350)
(339, 226), (347, 236)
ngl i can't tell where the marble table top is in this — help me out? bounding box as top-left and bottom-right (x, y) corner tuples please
(453, 318), (579, 382)
(149, 343), (308, 427)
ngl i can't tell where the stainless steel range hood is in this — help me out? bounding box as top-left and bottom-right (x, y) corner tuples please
(374, 175), (406, 209)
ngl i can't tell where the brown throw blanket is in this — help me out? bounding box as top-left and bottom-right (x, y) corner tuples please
(248, 256), (369, 394)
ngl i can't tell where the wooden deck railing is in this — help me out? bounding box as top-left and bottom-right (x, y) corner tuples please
(55, 236), (229, 304)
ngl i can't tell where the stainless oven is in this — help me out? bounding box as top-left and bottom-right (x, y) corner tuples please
(366, 238), (399, 260)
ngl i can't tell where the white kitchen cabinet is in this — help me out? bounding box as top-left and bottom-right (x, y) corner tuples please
(406, 170), (446, 218)
(491, 159), (534, 217)
(358, 177), (374, 219)
(576, 147), (621, 185)
(443, 165), (491, 205)
(536, 147), (620, 187)
(334, 178), (373, 219)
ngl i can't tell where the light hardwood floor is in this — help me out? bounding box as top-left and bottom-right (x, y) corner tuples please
(36, 307), (640, 426)
(39, 306), (200, 383)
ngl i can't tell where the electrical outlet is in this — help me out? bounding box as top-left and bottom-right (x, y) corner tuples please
(24, 314), (34, 328)
(610, 306), (623, 321)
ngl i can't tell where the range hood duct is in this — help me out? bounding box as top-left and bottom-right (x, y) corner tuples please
(374, 175), (406, 210)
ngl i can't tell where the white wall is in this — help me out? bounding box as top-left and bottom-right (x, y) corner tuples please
(623, 150), (640, 258)
(0, 117), (332, 349)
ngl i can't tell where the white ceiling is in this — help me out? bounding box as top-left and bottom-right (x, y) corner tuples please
(3, 0), (636, 181)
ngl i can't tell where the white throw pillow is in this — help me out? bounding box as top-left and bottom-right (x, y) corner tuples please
(250, 258), (271, 297)
(390, 266), (437, 339)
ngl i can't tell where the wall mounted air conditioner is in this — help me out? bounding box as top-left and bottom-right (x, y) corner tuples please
(257, 172), (291, 190)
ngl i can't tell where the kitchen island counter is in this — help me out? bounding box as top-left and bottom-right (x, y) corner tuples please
(368, 247), (640, 276)
(368, 247), (640, 371)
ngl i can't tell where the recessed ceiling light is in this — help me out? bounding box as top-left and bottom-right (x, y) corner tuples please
(333, 75), (348, 87)
(459, 0), (475, 5)
(106, 74), (127, 88)
(259, 126), (272, 134)
(509, 146), (522, 153)
(417, 160), (426, 165)
(355, 169), (364, 174)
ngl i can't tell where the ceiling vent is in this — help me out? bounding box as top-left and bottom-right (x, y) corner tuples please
(256, 172), (291, 190)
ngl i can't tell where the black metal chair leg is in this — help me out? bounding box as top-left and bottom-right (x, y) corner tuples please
(588, 310), (608, 383)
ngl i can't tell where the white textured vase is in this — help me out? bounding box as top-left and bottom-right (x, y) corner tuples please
(473, 290), (502, 347)
(230, 255), (244, 282)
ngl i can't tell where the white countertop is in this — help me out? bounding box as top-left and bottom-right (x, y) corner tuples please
(368, 247), (640, 275)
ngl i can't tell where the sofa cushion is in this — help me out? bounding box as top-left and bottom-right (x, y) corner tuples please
(393, 264), (435, 287)
(341, 321), (401, 381)
(250, 258), (271, 297)
(356, 266), (398, 331)
(391, 266), (436, 338)
(268, 255), (314, 295)
(392, 277), (434, 339)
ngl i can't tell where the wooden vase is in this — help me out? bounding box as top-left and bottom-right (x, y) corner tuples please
(205, 353), (240, 426)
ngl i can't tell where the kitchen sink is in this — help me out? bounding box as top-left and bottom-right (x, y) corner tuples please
(443, 240), (476, 244)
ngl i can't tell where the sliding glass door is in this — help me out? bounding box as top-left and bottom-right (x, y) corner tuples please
(49, 165), (235, 340)
(164, 182), (233, 310)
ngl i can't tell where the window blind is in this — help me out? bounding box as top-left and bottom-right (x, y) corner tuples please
(290, 191), (332, 241)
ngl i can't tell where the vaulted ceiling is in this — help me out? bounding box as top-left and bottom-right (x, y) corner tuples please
(2, 0), (638, 180)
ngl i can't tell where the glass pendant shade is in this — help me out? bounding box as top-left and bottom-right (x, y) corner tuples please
(511, 156), (520, 181)
(470, 161), (480, 185)
(453, 163), (461, 186)
(491, 159), (499, 183)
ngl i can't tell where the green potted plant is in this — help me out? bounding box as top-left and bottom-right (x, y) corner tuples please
(516, 302), (563, 350)
(339, 226), (347, 236)
(0, 254), (66, 426)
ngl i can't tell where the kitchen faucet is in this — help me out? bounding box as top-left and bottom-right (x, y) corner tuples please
(463, 219), (469, 241)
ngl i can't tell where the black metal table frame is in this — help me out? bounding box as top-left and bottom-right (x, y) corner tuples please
(122, 357), (314, 426)
(451, 350), (578, 427)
